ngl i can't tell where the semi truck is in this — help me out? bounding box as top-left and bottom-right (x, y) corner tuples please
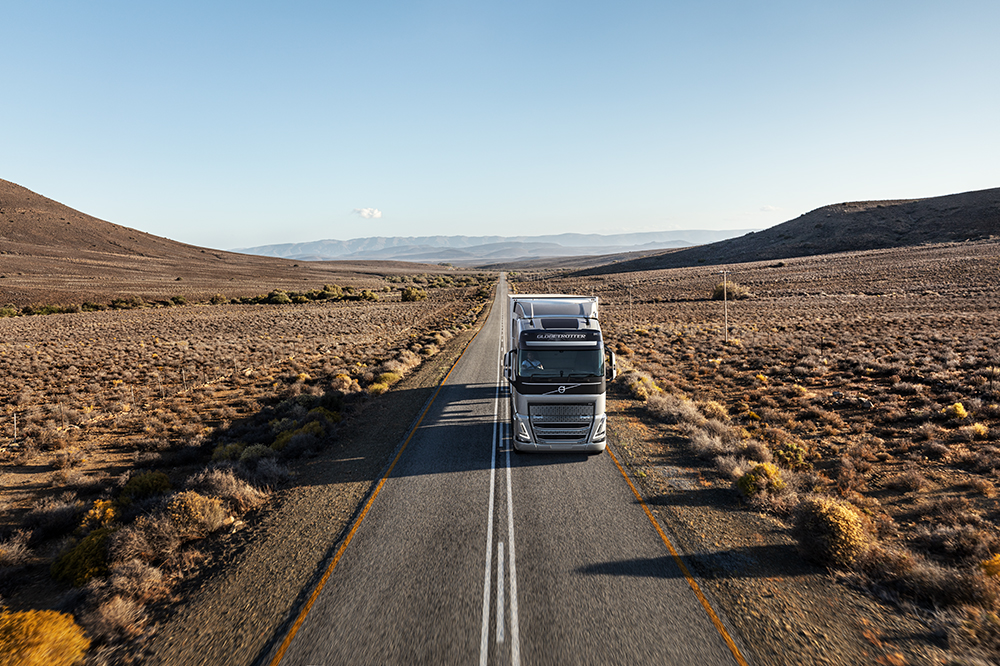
(503, 294), (617, 453)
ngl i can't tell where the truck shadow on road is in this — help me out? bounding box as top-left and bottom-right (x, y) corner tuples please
(285, 380), (587, 488)
(575, 542), (816, 580)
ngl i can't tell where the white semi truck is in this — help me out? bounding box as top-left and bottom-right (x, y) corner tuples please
(503, 294), (617, 453)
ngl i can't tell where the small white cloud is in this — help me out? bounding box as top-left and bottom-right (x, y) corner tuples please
(760, 205), (780, 213)
(353, 208), (382, 219)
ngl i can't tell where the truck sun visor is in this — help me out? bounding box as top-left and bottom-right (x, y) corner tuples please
(540, 318), (580, 329)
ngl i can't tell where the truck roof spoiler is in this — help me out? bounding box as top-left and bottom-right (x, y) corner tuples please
(510, 295), (598, 322)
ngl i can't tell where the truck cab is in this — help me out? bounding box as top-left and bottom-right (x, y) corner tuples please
(503, 295), (616, 452)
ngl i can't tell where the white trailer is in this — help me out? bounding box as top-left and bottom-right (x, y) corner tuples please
(503, 294), (616, 453)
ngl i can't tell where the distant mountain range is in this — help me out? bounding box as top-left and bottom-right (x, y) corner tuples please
(5, 174), (998, 305)
(232, 230), (758, 264)
(574, 187), (1000, 275)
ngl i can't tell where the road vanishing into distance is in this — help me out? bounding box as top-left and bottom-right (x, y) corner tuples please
(269, 277), (749, 666)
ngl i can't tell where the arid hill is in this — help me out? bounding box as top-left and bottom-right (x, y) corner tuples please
(574, 186), (1000, 275)
(1, 178), (223, 261)
(0, 179), (453, 306)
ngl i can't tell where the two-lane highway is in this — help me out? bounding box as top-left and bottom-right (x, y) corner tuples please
(269, 276), (748, 665)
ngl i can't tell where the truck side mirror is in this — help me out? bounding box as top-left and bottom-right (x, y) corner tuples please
(503, 349), (514, 382)
(607, 351), (617, 381)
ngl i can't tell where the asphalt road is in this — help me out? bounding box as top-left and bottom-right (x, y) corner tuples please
(271, 277), (748, 666)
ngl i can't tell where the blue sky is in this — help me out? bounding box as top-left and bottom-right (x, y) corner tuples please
(3, 1), (998, 249)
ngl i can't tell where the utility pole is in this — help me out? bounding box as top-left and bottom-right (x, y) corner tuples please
(719, 269), (729, 344)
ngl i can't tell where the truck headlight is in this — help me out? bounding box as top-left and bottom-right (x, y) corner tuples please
(592, 415), (607, 442)
(513, 415), (531, 442)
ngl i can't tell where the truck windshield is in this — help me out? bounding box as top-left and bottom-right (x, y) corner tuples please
(518, 348), (604, 379)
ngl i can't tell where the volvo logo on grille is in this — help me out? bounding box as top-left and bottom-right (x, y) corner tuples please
(543, 383), (581, 396)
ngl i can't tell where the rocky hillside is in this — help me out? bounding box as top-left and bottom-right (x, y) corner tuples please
(575, 187), (1000, 275)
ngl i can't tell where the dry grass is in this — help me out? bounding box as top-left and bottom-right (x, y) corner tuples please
(0, 530), (30, 568)
(794, 496), (871, 569)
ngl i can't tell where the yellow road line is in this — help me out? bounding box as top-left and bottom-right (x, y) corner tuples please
(606, 447), (750, 666)
(269, 322), (487, 665)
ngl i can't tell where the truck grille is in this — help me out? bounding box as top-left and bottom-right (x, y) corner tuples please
(528, 403), (594, 443)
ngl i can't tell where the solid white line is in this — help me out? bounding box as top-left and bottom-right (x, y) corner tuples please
(505, 418), (521, 666)
(478, 359), (500, 666)
(497, 541), (505, 644)
(480, 297), (505, 666)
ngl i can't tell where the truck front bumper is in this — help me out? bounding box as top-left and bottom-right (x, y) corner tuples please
(511, 411), (607, 453)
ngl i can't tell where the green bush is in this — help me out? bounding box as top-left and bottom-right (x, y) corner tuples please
(212, 442), (246, 462)
(320, 284), (344, 300)
(266, 290), (292, 305)
(239, 443), (275, 463)
(375, 371), (402, 386)
(736, 462), (785, 497)
(109, 296), (144, 310)
(116, 471), (171, 508)
(307, 406), (342, 424)
(51, 527), (114, 586)
(773, 440), (810, 470)
(0, 609), (90, 666)
(271, 420), (324, 452)
(21, 304), (72, 316)
(401, 287), (427, 302)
